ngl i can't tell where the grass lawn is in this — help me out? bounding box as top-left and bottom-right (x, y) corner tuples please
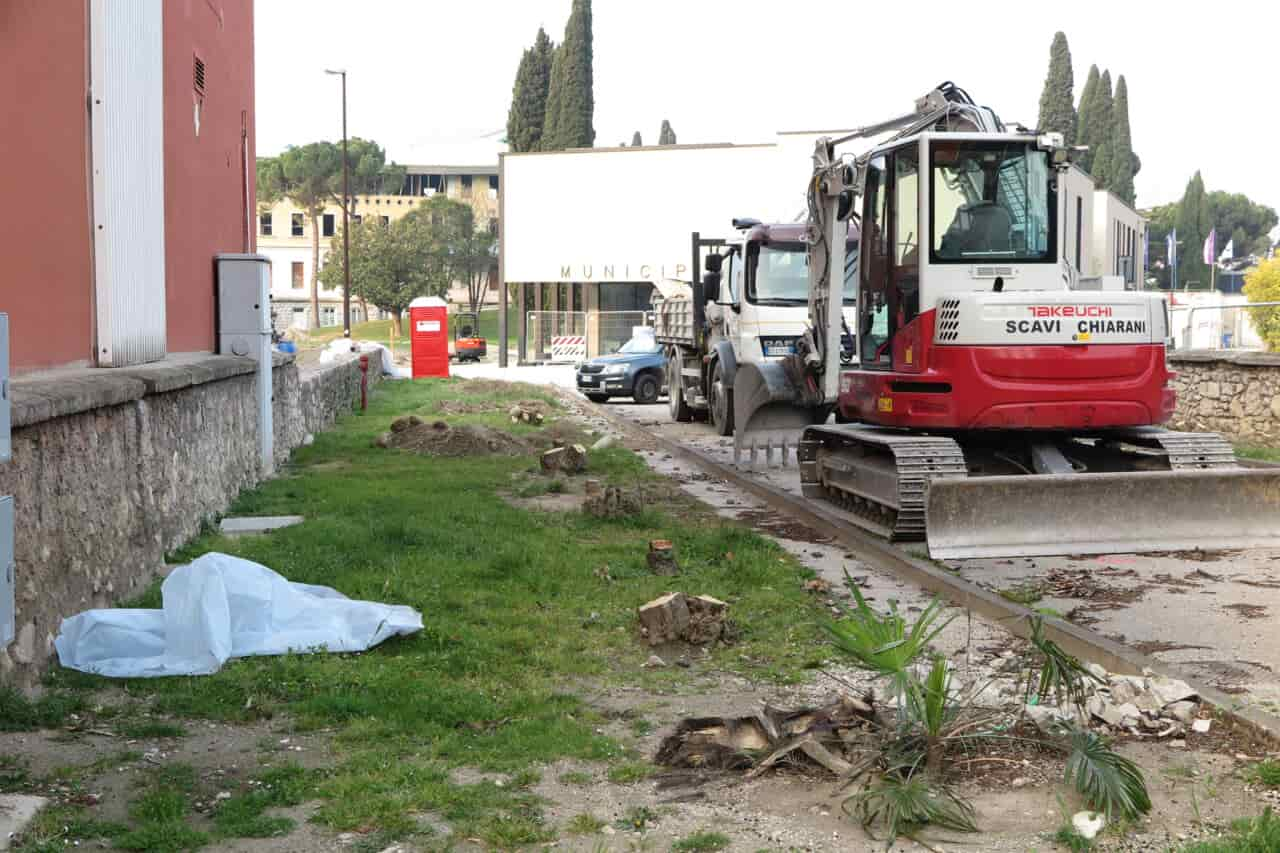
(293, 305), (518, 355)
(1235, 444), (1280, 463)
(22, 377), (826, 849)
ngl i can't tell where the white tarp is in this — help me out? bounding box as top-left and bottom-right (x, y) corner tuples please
(317, 338), (410, 379)
(54, 553), (423, 678)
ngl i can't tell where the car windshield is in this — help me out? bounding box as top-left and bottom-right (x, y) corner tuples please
(617, 336), (659, 354)
(932, 143), (1052, 261)
(747, 241), (859, 305)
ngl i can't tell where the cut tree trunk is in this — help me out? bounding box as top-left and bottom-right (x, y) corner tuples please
(637, 592), (690, 646)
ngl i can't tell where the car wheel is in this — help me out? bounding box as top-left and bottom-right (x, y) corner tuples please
(668, 354), (693, 422)
(633, 373), (660, 405)
(586, 393), (609, 404)
(709, 360), (734, 436)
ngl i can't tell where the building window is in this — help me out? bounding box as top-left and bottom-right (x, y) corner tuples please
(380, 216), (389, 227)
(488, 174), (499, 199)
(461, 175), (473, 197)
(291, 213), (304, 236)
(427, 174), (443, 194)
(320, 306), (337, 327)
(291, 262), (304, 289)
(322, 213), (335, 237)
(352, 214), (362, 225)
(259, 212), (272, 236)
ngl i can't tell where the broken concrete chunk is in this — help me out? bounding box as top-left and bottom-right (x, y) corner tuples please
(638, 593), (690, 646)
(1086, 662), (1108, 682)
(1192, 718), (1212, 734)
(647, 540), (679, 576)
(1165, 700), (1198, 724)
(1148, 676), (1198, 708)
(591, 435), (616, 451)
(1108, 676), (1145, 706)
(1023, 703), (1073, 733)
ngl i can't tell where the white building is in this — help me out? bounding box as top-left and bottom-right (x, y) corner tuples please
(500, 133), (1147, 363)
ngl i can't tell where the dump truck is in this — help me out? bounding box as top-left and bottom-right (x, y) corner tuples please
(654, 221), (857, 454)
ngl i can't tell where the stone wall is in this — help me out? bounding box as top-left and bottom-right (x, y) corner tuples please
(1168, 350), (1280, 444)
(0, 349), (383, 680)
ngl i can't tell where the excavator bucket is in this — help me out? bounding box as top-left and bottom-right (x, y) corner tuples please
(925, 467), (1280, 560)
(731, 361), (822, 467)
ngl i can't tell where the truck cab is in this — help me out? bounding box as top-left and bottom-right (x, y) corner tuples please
(658, 221), (858, 434)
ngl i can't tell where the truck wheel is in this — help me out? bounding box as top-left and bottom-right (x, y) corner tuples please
(668, 355), (693, 422)
(633, 373), (660, 405)
(586, 393), (609, 404)
(709, 360), (734, 436)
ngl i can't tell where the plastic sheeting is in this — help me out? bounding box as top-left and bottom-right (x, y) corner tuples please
(54, 553), (423, 678)
(317, 338), (410, 379)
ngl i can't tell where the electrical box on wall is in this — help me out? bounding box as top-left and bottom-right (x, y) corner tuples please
(1, 313), (9, 463)
(216, 254), (271, 357)
(0, 497), (12, 649)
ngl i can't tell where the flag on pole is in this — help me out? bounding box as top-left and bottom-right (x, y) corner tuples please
(1203, 229), (1216, 265)
(1217, 239), (1234, 264)
(1167, 228), (1177, 267)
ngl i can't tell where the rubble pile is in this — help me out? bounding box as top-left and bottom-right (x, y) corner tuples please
(1024, 665), (1205, 739)
(374, 417), (527, 457)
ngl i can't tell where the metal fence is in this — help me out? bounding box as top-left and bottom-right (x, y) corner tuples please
(1170, 301), (1280, 351)
(524, 310), (654, 362)
(597, 311), (653, 356)
(527, 311), (586, 362)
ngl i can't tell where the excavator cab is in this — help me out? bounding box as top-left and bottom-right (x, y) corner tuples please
(451, 311), (486, 363)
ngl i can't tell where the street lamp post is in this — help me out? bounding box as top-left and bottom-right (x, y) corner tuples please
(324, 68), (351, 340)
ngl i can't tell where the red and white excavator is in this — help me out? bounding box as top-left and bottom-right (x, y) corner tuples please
(731, 82), (1280, 559)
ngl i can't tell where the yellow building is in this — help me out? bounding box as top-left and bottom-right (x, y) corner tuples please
(259, 163), (499, 332)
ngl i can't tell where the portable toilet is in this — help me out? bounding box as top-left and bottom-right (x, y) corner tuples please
(409, 296), (449, 378)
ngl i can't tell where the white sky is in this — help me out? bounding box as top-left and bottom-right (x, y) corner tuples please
(255, 0), (1279, 213)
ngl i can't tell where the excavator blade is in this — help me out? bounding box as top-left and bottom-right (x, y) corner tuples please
(926, 468), (1280, 560)
(731, 361), (821, 467)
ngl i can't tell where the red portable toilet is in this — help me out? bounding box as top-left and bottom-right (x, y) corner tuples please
(409, 296), (450, 378)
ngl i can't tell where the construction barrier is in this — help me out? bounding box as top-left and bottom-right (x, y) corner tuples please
(527, 311), (586, 363)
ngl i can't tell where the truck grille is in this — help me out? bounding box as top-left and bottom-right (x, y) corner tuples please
(936, 299), (961, 342)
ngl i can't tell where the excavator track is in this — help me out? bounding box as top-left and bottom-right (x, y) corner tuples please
(1105, 428), (1238, 470)
(799, 427), (967, 541)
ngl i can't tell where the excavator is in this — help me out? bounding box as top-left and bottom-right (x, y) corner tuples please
(732, 82), (1280, 559)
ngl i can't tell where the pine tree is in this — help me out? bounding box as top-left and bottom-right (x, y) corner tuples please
(1036, 32), (1076, 146)
(554, 0), (594, 149)
(505, 28), (555, 153)
(1075, 65), (1101, 173)
(1175, 171), (1212, 289)
(541, 45), (565, 151)
(631, 131), (642, 147)
(1108, 75), (1135, 205)
(659, 119), (676, 145)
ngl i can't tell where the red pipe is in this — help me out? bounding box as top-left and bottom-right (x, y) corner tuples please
(359, 354), (369, 411)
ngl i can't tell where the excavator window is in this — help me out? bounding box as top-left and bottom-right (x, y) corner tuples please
(859, 145), (920, 369)
(931, 142), (1054, 262)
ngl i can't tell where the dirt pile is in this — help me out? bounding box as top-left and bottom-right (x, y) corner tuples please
(375, 416), (528, 457)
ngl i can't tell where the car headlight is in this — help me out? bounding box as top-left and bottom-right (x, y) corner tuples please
(604, 364), (628, 375)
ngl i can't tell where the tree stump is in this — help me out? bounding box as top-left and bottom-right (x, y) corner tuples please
(637, 592), (690, 646)
(647, 540), (678, 575)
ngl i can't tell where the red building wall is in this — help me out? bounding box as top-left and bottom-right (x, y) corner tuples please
(162, 0), (256, 354)
(0, 1), (95, 372)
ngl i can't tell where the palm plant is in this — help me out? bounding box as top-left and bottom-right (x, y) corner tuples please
(1063, 729), (1151, 819)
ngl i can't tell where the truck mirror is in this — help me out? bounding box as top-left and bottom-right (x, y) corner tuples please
(702, 272), (721, 303)
(704, 254), (723, 274)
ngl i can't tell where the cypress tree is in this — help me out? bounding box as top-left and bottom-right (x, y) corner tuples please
(1036, 32), (1076, 146)
(1108, 75), (1135, 205)
(1075, 65), (1101, 173)
(1091, 70), (1115, 189)
(631, 131), (642, 147)
(659, 119), (676, 145)
(1175, 171), (1212, 289)
(541, 45), (565, 151)
(554, 0), (594, 149)
(505, 28), (554, 153)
